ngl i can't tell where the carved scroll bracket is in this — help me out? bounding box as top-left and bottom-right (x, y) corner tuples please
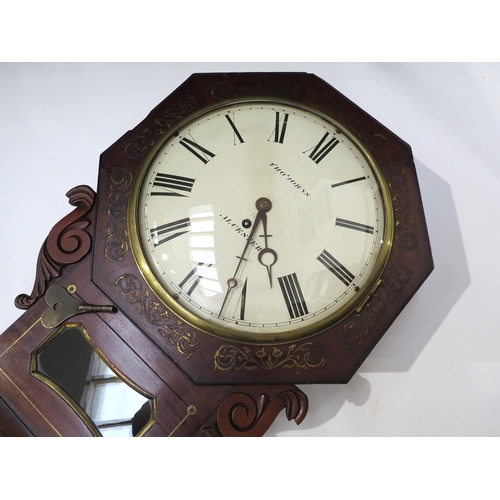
(15, 185), (95, 310)
(202, 389), (308, 437)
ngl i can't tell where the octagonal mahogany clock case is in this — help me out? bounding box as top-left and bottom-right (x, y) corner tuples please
(0, 72), (433, 437)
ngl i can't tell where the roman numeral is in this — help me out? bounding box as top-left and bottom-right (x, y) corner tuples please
(225, 114), (244, 144)
(150, 217), (191, 247)
(152, 173), (196, 197)
(336, 218), (375, 234)
(178, 262), (213, 296)
(270, 112), (289, 143)
(305, 132), (339, 164)
(317, 249), (355, 286)
(331, 176), (366, 189)
(179, 138), (216, 164)
(278, 273), (309, 319)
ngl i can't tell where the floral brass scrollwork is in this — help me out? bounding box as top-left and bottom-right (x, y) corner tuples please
(340, 263), (414, 349)
(113, 274), (199, 358)
(214, 342), (324, 371)
(386, 160), (419, 251)
(124, 93), (198, 160)
(105, 167), (133, 262)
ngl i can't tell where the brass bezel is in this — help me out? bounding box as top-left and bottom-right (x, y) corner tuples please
(128, 97), (394, 344)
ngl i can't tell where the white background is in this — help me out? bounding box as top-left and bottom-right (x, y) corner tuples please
(0, 62), (499, 440)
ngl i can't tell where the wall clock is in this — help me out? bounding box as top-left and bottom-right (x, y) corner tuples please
(129, 100), (392, 345)
(0, 72), (433, 436)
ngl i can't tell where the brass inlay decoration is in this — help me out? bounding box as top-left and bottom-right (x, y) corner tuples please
(105, 167), (133, 262)
(0, 318), (41, 359)
(0, 368), (62, 436)
(386, 160), (419, 251)
(168, 405), (197, 437)
(124, 92), (198, 160)
(214, 342), (325, 371)
(340, 263), (414, 349)
(113, 274), (199, 358)
(313, 89), (389, 153)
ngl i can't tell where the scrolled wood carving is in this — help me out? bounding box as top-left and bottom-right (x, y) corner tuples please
(15, 185), (95, 310)
(203, 388), (309, 437)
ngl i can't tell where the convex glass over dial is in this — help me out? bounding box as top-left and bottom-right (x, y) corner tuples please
(130, 101), (393, 343)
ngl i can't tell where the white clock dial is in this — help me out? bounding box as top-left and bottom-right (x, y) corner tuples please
(130, 101), (392, 343)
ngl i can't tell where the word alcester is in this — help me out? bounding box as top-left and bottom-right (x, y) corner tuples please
(219, 215), (264, 252)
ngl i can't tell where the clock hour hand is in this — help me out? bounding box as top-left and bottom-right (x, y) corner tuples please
(257, 212), (278, 288)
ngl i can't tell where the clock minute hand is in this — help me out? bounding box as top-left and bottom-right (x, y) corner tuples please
(218, 200), (268, 317)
